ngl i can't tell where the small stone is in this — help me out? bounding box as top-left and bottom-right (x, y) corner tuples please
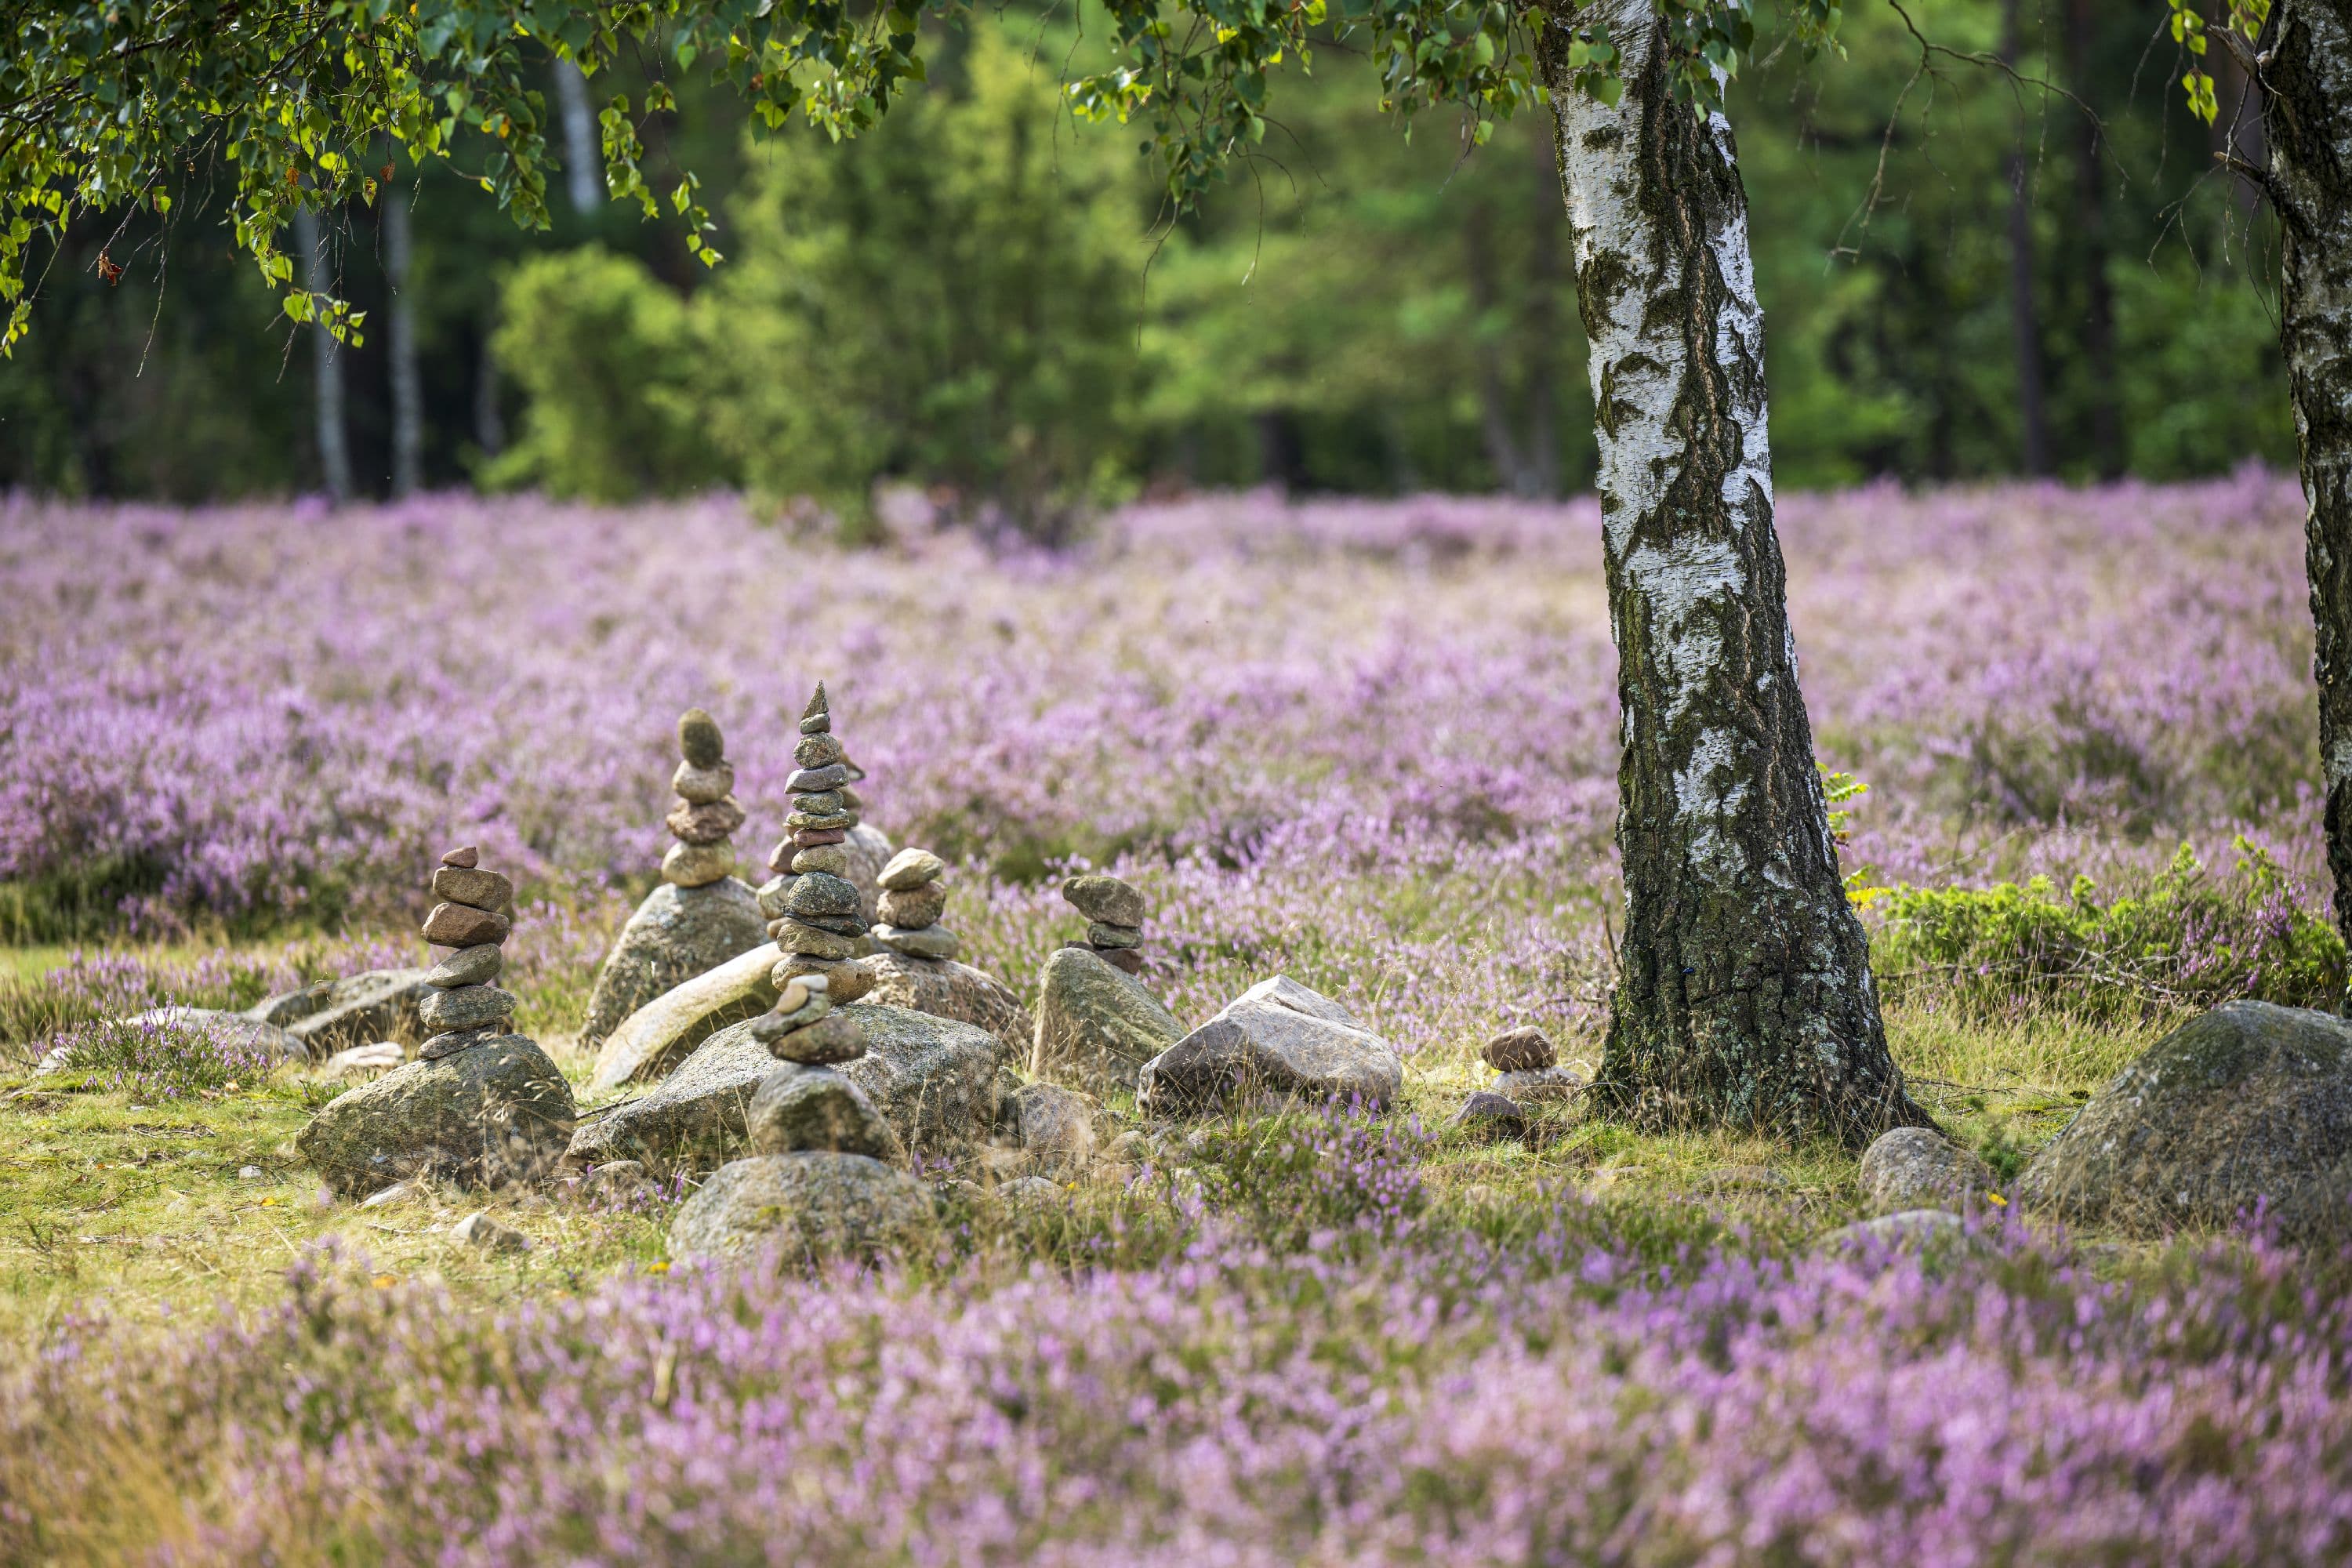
(666, 797), (746, 844)
(1495, 1064), (1585, 1102)
(662, 840), (735, 888)
(771, 1013), (869, 1065)
(1004, 1082), (1098, 1165)
(441, 845), (480, 869)
(430, 865), (514, 914)
(800, 713), (831, 736)
(773, 957), (876, 1005)
(1085, 921), (1141, 950)
(791, 845), (851, 877)
(422, 902), (510, 949)
(756, 876), (798, 921)
(775, 978), (814, 1016)
(1452, 1091), (1527, 1138)
(238, 1165), (264, 1180)
(775, 919), (862, 961)
(785, 871), (863, 921)
(1000, 1174), (1065, 1206)
(419, 1027), (499, 1062)
(792, 828), (850, 848)
(677, 707), (725, 769)
(875, 924), (961, 961)
(877, 883), (948, 931)
(423, 942), (504, 989)
(749, 1066), (901, 1160)
(786, 808), (856, 834)
(795, 732), (846, 769)
(791, 789), (848, 818)
(750, 993), (832, 1041)
(1094, 946), (1145, 977)
(878, 848), (946, 891)
(772, 909), (865, 940)
(1482, 1025), (1557, 1073)
(576, 1160), (657, 1206)
(786, 764), (851, 794)
(673, 760), (735, 805)
(452, 1211), (532, 1254)
(358, 1181), (416, 1209)
(1064, 873), (1146, 927)
(419, 984), (516, 1035)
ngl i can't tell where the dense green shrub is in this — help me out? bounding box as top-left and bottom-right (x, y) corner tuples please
(1873, 840), (2345, 1022)
(489, 245), (722, 501)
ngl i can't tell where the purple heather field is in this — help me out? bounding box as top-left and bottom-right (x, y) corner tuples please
(5, 474), (2352, 1563)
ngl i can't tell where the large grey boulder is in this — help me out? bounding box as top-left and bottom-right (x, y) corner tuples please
(296, 1034), (575, 1196)
(588, 942), (782, 1092)
(579, 878), (768, 1050)
(668, 1152), (934, 1261)
(2016, 1000), (2352, 1243)
(565, 1005), (998, 1175)
(1860, 1127), (1998, 1215)
(1030, 946), (1185, 1096)
(247, 969), (434, 1058)
(1138, 975), (1402, 1116)
(859, 949), (1033, 1069)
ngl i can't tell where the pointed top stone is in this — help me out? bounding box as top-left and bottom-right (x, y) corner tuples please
(441, 845), (480, 869)
(799, 682), (831, 735)
(678, 707), (725, 768)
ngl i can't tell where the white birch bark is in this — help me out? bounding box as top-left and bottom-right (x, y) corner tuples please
(1545, 0), (1926, 1142)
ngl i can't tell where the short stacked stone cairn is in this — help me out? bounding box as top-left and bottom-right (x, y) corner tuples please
(579, 710), (769, 1050)
(1061, 874), (1146, 975)
(1482, 1025), (1584, 1102)
(418, 846), (518, 1052)
(872, 848), (958, 961)
(297, 849), (575, 1196)
(757, 683), (879, 1005)
(664, 706), (749, 888)
(666, 969), (932, 1260)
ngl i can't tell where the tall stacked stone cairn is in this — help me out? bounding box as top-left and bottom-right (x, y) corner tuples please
(757, 684), (884, 1003)
(1062, 874), (1148, 975)
(872, 848), (959, 960)
(666, 968), (933, 1261)
(579, 709), (769, 1050)
(297, 848), (575, 1195)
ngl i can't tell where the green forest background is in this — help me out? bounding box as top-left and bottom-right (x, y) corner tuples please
(0, 0), (2293, 516)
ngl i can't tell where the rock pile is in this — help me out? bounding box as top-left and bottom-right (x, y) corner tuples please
(580, 711), (769, 1049)
(1480, 1025), (1585, 1103)
(872, 848), (958, 961)
(664, 707), (749, 888)
(758, 684), (884, 1005)
(1062, 874), (1147, 976)
(299, 850), (574, 1196)
(667, 969), (931, 1261)
(417, 845), (517, 1054)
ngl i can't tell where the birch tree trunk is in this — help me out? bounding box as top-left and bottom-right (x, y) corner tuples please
(2267, 0), (2352, 960)
(384, 194), (424, 498)
(293, 206), (354, 505)
(1544, 0), (1929, 1145)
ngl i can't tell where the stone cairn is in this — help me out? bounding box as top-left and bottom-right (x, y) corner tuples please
(419, 846), (517, 1057)
(760, 682), (878, 1005)
(1481, 1025), (1581, 1101)
(666, 707), (747, 888)
(872, 848), (958, 961)
(1061, 873), (1147, 976)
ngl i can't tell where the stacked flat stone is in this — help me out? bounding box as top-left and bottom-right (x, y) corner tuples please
(665, 708), (747, 887)
(744, 971), (898, 1156)
(1061, 873), (1147, 976)
(418, 846), (518, 1058)
(760, 683), (878, 1005)
(871, 847), (959, 961)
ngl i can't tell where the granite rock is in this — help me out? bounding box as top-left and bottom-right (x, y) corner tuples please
(1138, 976), (1401, 1116)
(668, 1152), (933, 1261)
(588, 942), (782, 1092)
(1030, 946), (1185, 1097)
(1063, 874), (1146, 927)
(298, 1033), (575, 1196)
(749, 1065), (903, 1161)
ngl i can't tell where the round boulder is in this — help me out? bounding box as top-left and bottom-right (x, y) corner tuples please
(2016, 1000), (2352, 1243)
(1860, 1127), (1998, 1215)
(668, 1152), (935, 1261)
